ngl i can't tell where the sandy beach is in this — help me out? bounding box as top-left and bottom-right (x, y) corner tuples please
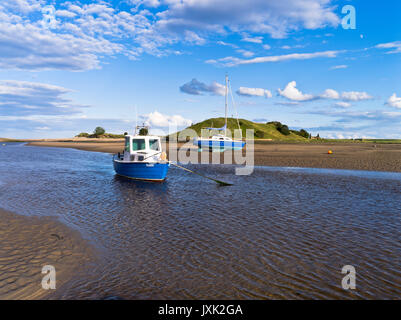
(0, 208), (95, 299)
(27, 141), (401, 173)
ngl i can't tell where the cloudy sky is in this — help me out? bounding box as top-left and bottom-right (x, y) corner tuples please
(0, 0), (400, 138)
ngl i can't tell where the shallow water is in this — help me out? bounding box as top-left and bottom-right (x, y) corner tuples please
(0, 142), (400, 299)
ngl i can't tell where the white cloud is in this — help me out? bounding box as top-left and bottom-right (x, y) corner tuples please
(144, 0), (161, 7)
(129, 0), (161, 7)
(241, 36), (263, 44)
(0, 115), (146, 139)
(278, 81), (314, 101)
(157, 0), (339, 39)
(0, 1), (341, 70)
(341, 91), (372, 101)
(334, 102), (351, 108)
(0, 80), (87, 116)
(336, 133), (345, 139)
(143, 111), (192, 128)
(320, 88), (340, 99)
(55, 10), (77, 18)
(1, 0), (42, 13)
(376, 41), (401, 54)
(0, 2), (181, 70)
(236, 49), (255, 57)
(274, 81), (373, 105)
(281, 44), (305, 50)
(382, 111), (401, 117)
(262, 44), (271, 50)
(184, 30), (206, 45)
(0, 21), (124, 70)
(180, 79), (225, 96)
(387, 93), (401, 108)
(236, 87), (272, 98)
(330, 64), (348, 70)
(216, 41), (238, 48)
(305, 108), (401, 139)
(209, 50), (340, 67)
(275, 101), (300, 106)
(0, 3), (135, 71)
(319, 89), (373, 103)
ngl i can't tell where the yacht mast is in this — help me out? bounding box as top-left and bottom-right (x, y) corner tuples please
(225, 74), (228, 136)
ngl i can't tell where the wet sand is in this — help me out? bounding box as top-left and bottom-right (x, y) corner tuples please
(252, 143), (401, 173)
(28, 141), (125, 154)
(0, 208), (95, 299)
(28, 141), (401, 173)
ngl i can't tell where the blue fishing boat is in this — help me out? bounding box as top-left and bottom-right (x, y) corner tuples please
(113, 129), (169, 181)
(193, 75), (246, 151)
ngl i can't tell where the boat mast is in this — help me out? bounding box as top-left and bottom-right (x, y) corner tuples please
(135, 105), (138, 135)
(225, 74), (228, 136)
(228, 78), (243, 140)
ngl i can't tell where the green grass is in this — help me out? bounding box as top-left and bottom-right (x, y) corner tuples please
(75, 132), (125, 139)
(171, 117), (308, 141)
(169, 118), (401, 143)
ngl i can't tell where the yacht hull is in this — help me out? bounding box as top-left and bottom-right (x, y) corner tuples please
(194, 139), (246, 150)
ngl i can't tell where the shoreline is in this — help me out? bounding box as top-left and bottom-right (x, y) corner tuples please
(26, 141), (401, 173)
(0, 208), (95, 299)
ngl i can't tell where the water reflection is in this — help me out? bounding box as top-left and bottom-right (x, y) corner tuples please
(0, 143), (400, 299)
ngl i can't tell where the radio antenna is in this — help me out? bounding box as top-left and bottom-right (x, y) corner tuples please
(135, 105), (138, 135)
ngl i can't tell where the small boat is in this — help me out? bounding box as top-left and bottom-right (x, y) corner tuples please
(194, 75), (245, 151)
(194, 133), (245, 150)
(113, 127), (169, 181)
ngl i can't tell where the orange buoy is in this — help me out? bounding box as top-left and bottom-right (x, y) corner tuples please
(160, 151), (167, 161)
(328, 150), (333, 154)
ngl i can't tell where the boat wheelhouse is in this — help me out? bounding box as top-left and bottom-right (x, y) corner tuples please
(113, 131), (169, 181)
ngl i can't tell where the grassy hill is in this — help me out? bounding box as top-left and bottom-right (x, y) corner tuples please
(172, 117), (310, 141)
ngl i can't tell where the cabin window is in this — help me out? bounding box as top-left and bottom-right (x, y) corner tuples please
(132, 139), (146, 151)
(149, 139), (160, 151)
(125, 137), (130, 152)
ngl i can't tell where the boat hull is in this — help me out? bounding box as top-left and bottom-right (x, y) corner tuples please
(194, 139), (246, 150)
(113, 160), (169, 181)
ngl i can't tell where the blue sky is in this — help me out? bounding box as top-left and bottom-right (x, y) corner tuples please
(0, 0), (400, 139)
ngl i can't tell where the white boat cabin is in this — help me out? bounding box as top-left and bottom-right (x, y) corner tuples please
(198, 134), (240, 142)
(209, 134), (234, 141)
(121, 135), (164, 162)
